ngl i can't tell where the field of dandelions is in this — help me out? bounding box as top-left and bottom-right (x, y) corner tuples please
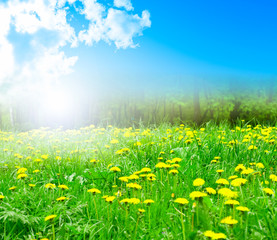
(0, 122), (276, 240)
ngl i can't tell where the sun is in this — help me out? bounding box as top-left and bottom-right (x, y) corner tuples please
(41, 88), (72, 124)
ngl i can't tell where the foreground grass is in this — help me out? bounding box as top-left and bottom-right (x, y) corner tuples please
(0, 121), (276, 240)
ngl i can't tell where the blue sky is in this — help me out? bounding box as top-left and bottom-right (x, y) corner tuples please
(67, 0), (277, 92)
(1, 0), (277, 99)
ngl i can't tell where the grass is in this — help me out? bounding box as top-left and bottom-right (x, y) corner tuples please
(0, 121), (276, 240)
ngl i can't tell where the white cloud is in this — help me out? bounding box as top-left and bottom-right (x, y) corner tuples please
(105, 9), (151, 49)
(114, 0), (134, 11)
(79, 0), (151, 49)
(0, 0), (151, 97)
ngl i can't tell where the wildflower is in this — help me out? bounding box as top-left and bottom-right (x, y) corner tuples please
(241, 168), (254, 175)
(56, 197), (68, 201)
(263, 188), (274, 196)
(45, 183), (56, 189)
(29, 184), (36, 188)
(236, 206), (250, 212)
(87, 188), (101, 195)
(224, 199), (240, 206)
(17, 167), (27, 174)
(216, 169), (224, 173)
(126, 183), (142, 190)
(269, 174), (277, 182)
(144, 199), (154, 205)
(169, 169), (178, 175)
(58, 185), (69, 190)
(110, 139), (119, 144)
(0, 195), (4, 200)
(171, 164), (181, 168)
(218, 188), (238, 199)
(129, 198), (140, 204)
(174, 198), (189, 205)
(45, 215), (57, 222)
(256, 163), (265, 169)
(119, 176), (129, 182)
(17, 173), (28, 179)
(216, 178), (229, 185)
(147, 173), (156, 178)
(220, 216), (238, 225)
(120, 198), (130, 204)
(128, 175), (139, 180)
(105, 196), (116, 203)
(248, 145), (257, 150)
(138, 209), (145, 213)
(155, 162), (167, 169)
(213, 233), (227, 239)
(235, 164), (246, 172)
(33, 170), (40, 173)
(205, 187), (216, 195)
(211, 160), (218, 163)
(231, 178), (247, 187)
(204, 230), (215, 238)
(90, 159), (99, 164)
(110, 167), (121, 172)
(193, 178), (205, 187)
(9, 186), (16, 191)
(228, 175), (238, 180)
(204, 231), (226, 239)
(171, 157), (182, 163)
(189, 191), (207, 200)
(140, 167), (151, 173)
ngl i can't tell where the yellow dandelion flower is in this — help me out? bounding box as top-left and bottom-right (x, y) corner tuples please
(224, 199), (240, 206)
(169, 169), (178, 175)
(58, 185), (69, 190)
(45, 183), (56, 189)
(231, 178), (247, 187)
(144, 199), (154, 205)
(45, 215), (57, 222)
(87, 188), (101, 194)
(189, 191), (207, 200)
(218, 188), (238, 199)
(119, 176), (129, 182)
(236, 206), (250, 212)
(216, 178), (229, 185)
(56, 196), (68, 201)
(205, 187), (216, 195)
(110, 167), (121, 172)
(193, 178), (205, 187)
(256, 163), (264, 169)
(220, 216), (238, 225)
(263, 188), (274, 195)
(105, 196), (116, 203)
(174, 198), (189, 205)
(17, 173), (28, 179)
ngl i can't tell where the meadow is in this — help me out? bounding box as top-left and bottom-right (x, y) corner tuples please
(0, 121), (276, 240)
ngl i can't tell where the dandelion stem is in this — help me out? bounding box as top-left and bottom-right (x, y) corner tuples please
(181, 210), (186, 240)
(52, 223), (55, 240)
(133, 215), (140, 239)
(148, 207), (151, 231)
(93, 197), (98, 220)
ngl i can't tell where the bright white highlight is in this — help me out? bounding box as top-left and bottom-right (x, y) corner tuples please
(41, 89), (72, 120)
